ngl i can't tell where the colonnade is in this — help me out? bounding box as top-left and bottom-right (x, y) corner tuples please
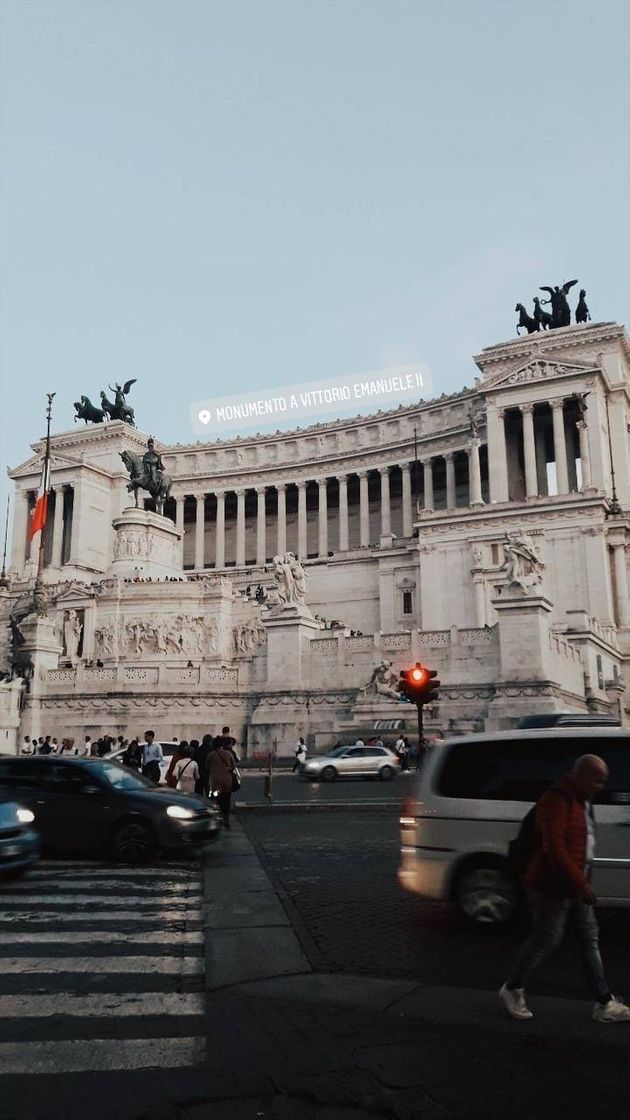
(488, 395), (592, 503)
(172, 449), (486, 570)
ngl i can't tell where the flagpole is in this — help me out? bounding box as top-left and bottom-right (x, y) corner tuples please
(0, 493), (9, 588)
(32, 393), (56, 617)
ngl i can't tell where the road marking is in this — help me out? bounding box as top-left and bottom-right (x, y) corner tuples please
(0, 929), (203, 944)
(4, 883), (202, 895)
(0, 991), (205, 1018)
(2, 955), (204, 974)
(0, 909), (201, 923)
(0, 893), (200, 906)
(0, 1036), (206, 1074)
(0, 1030), (205, 1075)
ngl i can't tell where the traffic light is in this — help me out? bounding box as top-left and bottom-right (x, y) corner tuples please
(398, 663), (441, 706)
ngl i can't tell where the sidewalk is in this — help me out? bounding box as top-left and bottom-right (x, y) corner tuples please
(197, 821), (629, 1120)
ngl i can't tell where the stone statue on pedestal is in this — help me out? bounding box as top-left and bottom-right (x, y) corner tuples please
(500, 532), (544, 593)
(63, 609), (83, 662)
(271, 552), (307, 607)
(359, 660), (400, 702)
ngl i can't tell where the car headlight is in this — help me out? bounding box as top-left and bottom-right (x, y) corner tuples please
(166, 805), (195, 820)
(17, 808), (35, 824)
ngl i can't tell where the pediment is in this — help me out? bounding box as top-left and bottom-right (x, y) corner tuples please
(483, 358), (597, 392)
(10, 452), (81, 480)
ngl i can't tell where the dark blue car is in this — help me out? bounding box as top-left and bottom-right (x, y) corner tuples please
(0, 756), (221, 862)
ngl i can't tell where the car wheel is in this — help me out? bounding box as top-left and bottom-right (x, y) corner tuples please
(111, 819), (155, 863)
(454, 862), (518, 926)
(320, 766), (337, 783)
(379, 765), (395, 781)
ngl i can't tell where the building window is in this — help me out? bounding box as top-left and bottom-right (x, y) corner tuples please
(491, 543), (499, 565)
(402, 590), (413, 615)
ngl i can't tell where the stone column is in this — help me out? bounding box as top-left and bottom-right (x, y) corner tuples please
(520, 404), (538, 498)
(194, 493), (205, 570)
(297, 482), (307, 559)
(551, 398), (569, 494)
(68, 480), (83, 565)
(576, 420), (593, 491)
(358, 471), (370, 547)
(10, 488), (30, 572)
(611, 542), (630, 627)
(235, 489), (246, 566)
(379, 467), (391, 536)
(472, 574), (486, 627)
(256, 487), (266, 566)
(445, 453), (456, 510)
(317, 479), (328, 558)
(338, 475), (349, 551)
(276, 484), (287, 556)
(486, 403), (509, 503)
(175, 494), (185, 562)
(215, 492), (225, 569)
(422, 459), (434, 511)
(467, 440), (484, 506)
(400, 463), (412, 536)
(50, 486), (65, 567)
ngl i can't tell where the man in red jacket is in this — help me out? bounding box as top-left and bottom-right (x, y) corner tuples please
(500, 754), (630, 1023)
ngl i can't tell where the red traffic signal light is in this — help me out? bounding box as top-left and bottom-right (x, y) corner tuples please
(398, 663), (440, 705)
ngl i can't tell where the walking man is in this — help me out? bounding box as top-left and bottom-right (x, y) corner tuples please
(293, 736), (307, 772)
(500, 754), (630, 1023)
(141, 730), (163, 784)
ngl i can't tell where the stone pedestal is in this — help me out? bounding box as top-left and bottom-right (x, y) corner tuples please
(108, 507), (183, 579)
(263, 604), (323, 689)
(486, 588), (581, 727)
(492, 589), (554, 682)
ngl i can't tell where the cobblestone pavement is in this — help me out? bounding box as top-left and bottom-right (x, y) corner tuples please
(240, 810), (630, 1002)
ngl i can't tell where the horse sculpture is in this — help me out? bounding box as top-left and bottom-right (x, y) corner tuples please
(532, 297), (552, 331)
(515, 303), (539, 335)
(120, 450), (172, 515)
(101, 391), (135, 426)
(74, 396), (105, 424)
(575, 289), (591, 324)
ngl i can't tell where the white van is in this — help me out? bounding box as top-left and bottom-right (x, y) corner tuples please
(398, 728), (630, 926)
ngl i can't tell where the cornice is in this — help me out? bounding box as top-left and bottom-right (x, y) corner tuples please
(474, 322), (628, 373)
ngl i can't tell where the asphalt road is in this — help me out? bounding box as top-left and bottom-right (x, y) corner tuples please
(240, 808), (630, 1003)
(235, 770), (409, 805)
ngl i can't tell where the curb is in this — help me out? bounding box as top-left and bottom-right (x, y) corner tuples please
(234, 800), (400, 813)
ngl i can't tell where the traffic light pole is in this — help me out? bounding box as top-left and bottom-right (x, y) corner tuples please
(416, 702), (424, 763)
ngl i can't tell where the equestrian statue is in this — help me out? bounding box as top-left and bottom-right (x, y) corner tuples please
(120, 437), (172, 515)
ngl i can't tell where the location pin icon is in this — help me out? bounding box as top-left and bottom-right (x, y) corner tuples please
(198, 409), (211, 425)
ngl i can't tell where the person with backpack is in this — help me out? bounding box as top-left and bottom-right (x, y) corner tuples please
(208, 731), (238, 830)
(500, 753), (630, 1024)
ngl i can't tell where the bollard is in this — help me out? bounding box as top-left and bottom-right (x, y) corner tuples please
(263, 751), (273, 802)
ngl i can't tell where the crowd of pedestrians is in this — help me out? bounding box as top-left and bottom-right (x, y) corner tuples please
(20, 726), (241, 829)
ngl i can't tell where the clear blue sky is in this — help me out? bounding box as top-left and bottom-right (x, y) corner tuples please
(1, 0), (628, 531)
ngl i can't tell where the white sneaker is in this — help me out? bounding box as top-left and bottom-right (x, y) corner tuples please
(593, 997), (630, 1022)
(499, 983), (533, 1020)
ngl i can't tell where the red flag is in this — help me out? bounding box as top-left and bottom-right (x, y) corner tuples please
(28, 459), (51, 543)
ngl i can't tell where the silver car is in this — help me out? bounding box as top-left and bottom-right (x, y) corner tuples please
(301, 745), (400, 782)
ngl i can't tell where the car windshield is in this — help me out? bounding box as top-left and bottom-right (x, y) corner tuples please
(327, 747), (349, 757)
(95, 761), (152, 791)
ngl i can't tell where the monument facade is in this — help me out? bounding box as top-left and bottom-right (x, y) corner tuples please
(1, 320), (629, 751)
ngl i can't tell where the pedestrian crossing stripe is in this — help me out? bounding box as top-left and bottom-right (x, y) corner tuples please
(0, 1036), (206, 1074)
(0, 860), (207, 1077)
